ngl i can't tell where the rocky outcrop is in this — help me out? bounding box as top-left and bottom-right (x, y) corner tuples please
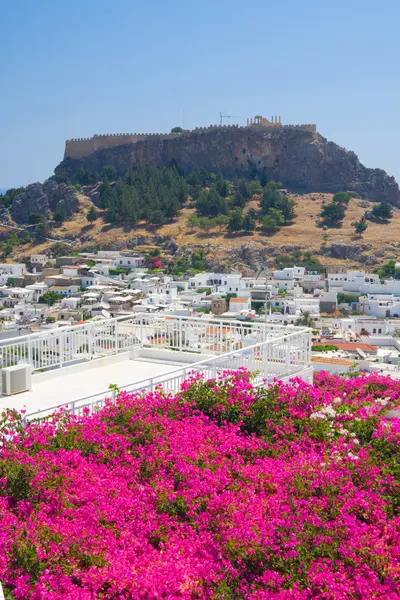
(11, 180), (79, 223)
(55, 127), (400, 205)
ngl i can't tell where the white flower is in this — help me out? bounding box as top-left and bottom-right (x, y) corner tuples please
(322, 405), (337, 418)
(310, 411), (326, 420)
(375, 398), (388, 406)
(333, 397), (342, 405)
(348, 452), (360, 460)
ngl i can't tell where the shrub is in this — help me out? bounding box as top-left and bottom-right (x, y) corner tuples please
(0, 371), (399, 597)
(312, 344), (339, 352)
(371, 201), (393, 220)
(320, 201), (346, 225)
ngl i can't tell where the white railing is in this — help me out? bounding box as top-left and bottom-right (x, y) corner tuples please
(24, 328), (311, 424)
(0, 314), (142, 372)
(0, 314), (308, 373)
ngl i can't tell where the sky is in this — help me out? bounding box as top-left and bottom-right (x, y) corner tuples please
(1, 0), (400, 189)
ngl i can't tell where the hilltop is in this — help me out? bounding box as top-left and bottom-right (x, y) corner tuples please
(2, 116), (400, 271)
(56, 117), (400, 206)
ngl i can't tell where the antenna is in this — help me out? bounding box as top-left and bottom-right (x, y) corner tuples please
(220, 112), (241, 126)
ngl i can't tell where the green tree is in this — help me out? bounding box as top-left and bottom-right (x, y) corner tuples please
(54, 209), (66, 225)
(295, 310), (316, 328)
(171, 126), (184, 133)
(198, 217), (215, 233)
(228, 208), (244, 232)
(150, 210), (166, 225)
(371, 201), (393, 220)
(187, 213), (200, 232)
(102, 165), (117, 181)
(196, 189), (227, 217)
(35, 219), (51, 241)
(320, 202), (346, 225)
(38, 291), (61, 306)
(87, 206), (98, 223)
(354, 215), (368, 234)
(243, 212), (256, 232)
(250, 179), (262, 195)
(214, 214), (229, 232)
(51, 242), (71, 257)
(332, 191), (351, 205)
(338, 293), (359, 304)
(375, 260), (400, 280)
(261, 208), (285, 231)
(260, 182), (295, 223)
(29, 212), (45, 224)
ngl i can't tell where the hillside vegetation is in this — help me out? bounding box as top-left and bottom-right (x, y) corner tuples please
(1, 165), (400, 268)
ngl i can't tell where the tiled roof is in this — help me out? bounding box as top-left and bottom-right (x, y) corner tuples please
(333, 342), (377, 352)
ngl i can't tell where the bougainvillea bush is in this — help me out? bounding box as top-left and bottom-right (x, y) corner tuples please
(0, 370), (399, 599)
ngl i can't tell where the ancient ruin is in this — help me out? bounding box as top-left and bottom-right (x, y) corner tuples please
(64, 115), (317, 160)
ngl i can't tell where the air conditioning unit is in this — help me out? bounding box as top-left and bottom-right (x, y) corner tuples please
(2, 364), (32, 396)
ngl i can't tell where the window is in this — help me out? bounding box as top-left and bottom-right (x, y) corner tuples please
(378, 328), (382, 334)
(373, 329), (376, 334)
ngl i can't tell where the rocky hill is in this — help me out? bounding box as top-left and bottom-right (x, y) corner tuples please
(11, 180), (79, 223)
(56, 126), (400, 205)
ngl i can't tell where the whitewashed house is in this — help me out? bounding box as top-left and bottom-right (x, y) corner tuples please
(115, 255), (145, 269)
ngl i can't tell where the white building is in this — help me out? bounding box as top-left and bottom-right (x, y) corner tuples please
(115, 255), (145, 269)
(360, 294), (400, 318)
(30, 254), (48, 268)
(271, 278), (295, 291)
(81, 274), (100, 289)
(332, 317), (394, 336)
(229, 297), (251, 312)
(50, 285), (80, 296)
(328, 270), (400, 296)
(283, 297), (320, 316)
(1, 287), (34, 306)
(25, 282), (49, 303)
(0, 263), (26, 284)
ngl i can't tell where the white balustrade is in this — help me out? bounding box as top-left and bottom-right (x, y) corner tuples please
(23, 326), (311, 425)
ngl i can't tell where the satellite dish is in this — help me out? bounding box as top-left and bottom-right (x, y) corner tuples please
(101, 310), (111, 319)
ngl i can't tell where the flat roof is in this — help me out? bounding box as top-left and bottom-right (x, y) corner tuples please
(1, 357), (192, 415)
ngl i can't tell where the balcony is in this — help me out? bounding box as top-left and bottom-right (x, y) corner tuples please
(0, 314), (312, 422)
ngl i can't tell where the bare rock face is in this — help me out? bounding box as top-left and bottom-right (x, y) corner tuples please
(55, 127), (400, 205)
(11, 180), (79, 223)
(320, 242), (373, 260)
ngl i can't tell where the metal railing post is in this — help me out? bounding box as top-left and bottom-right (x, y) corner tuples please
(88, 326), (93, 360)
(27, 337), (32, 367)
(115, 323), (119, 354)
(59, 334), (63, 369)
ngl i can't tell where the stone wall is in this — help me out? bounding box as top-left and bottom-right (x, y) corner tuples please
(64, 123), (317, 159)
(64, 132), (182, 159)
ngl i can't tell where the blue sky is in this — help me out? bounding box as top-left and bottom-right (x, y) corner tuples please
(1, 0), (400, 189)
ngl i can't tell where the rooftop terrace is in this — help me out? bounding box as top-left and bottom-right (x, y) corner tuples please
(0, 314), (312, 422)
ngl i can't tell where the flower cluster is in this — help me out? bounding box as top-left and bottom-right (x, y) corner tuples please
(0, 370), (399, 598)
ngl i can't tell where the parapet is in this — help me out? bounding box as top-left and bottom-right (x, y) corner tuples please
(64, 119), (317, 159)
(283, 124), (317, 133)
